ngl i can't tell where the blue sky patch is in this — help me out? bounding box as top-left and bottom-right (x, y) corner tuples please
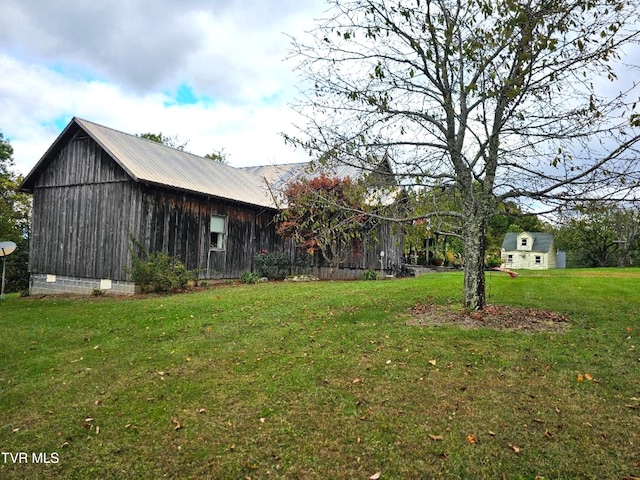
(53, 116), (71, 131)
(47, 61), (102, 83)
(175, 83), (198, 105)
(164, 83), (215, 107)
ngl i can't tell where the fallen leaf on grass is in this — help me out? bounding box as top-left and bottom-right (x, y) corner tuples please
(577, 372), (594, 382)
(428, 359), (437, 366)
(429, 435), (444, 441)
(197, 408), (207, 414)
(370, 472), (381, 480)
(172, 418), (182, 430)
(466, 434), (477, 444)
(509, 444), (521, 453)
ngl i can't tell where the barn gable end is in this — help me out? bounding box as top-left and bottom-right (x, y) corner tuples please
(28, 131), (141, 288)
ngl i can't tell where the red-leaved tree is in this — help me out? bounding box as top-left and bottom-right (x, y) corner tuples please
(277, 174), (370, 276)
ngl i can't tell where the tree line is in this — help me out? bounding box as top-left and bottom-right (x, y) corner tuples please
(0, 131), (30, 293)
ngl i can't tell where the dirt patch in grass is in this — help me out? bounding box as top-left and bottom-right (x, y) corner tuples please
(407, 303), (569, 332)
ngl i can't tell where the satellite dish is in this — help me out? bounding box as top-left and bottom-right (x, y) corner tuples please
(1, 241), (17, 299)
(0, 241), (17, 257)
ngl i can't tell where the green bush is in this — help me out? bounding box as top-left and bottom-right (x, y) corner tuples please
(255, 250), (291, 280)
(240, 271), (261, 284)
(485, 255), (502, 268)
(130, 250), (194, 293)
(361, 270), (379, 281)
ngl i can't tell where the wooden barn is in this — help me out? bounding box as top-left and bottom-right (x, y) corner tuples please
(20, 118), (403, 294)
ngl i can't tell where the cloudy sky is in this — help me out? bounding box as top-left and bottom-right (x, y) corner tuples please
(0, 0), (327, 175)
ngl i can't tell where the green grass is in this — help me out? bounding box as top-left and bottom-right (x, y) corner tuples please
(1, 269), (639, 479)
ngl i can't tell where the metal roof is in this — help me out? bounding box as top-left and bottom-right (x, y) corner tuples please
(21, 117), (396, 210)
(240, 162), (386, 207)
(502, 232), (555, 253)
(78, 118), (278, 208)
(240, 162), (364, 190)
(21, 117), (277, 209)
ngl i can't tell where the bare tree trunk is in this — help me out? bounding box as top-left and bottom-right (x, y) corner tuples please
(462, 190), (490, 310)
(462, 205), (488, 310)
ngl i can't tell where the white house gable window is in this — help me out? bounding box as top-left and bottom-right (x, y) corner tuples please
(507, 254), (513, 263)
(210, 215), (226, 250)
(521, 238), (528, 247)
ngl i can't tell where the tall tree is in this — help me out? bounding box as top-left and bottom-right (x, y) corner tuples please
(555, 203), (640, 267)
(0, 131), (31, 292)
(613, 208), (640, 267)
(287, 0), (640, 309)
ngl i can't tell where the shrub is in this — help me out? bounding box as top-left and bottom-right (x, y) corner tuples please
(130, 250), (194, 293)
(240, 271), (261, 284)
(485, 255), (502, 268)
(255, 250), (291, 280)
(361, 270), (379, 281)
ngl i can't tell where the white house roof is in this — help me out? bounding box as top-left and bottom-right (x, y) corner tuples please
(502, 232), (554, 252)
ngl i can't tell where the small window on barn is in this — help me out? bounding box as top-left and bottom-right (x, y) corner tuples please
(535, 255), (541, 264)
(210, 215), (226, 250)
(507, 254), (513, 263)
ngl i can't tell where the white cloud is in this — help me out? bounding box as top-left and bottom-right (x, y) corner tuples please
(0, 0), (327, 174)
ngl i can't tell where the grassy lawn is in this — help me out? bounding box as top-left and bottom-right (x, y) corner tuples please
(1, 269), (639, 479)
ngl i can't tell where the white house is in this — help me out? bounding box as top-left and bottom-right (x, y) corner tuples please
(501, 232), (556, 270)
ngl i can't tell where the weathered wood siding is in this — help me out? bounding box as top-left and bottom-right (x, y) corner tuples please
(135, 187), (206, 274)
(134, 186), (285, 279)
(29, 133), (141, 281)
(289, 220), (404, 274)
